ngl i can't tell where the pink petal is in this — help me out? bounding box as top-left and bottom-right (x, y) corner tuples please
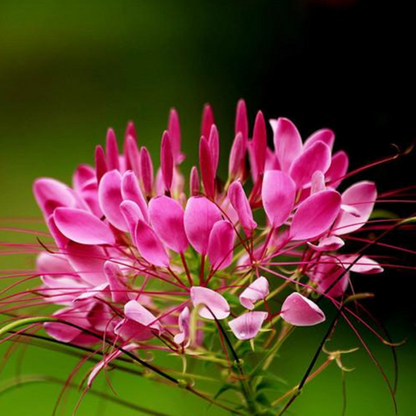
(201, 104), (215, 141)
(173, 307), (190, 345)
(104, 261), (129, 303)
(106, 128), (120, 171)
(308, 236), (345, 251)
(184, 196), (222, 255)
(235, 99), (248, 142)
(199, 136), (215, 199)
(124, 300), (161, 331)
(229, 132), (245, 177)
(209, 124), (220, 174)
(289, 141), (331, 188)
(290, 190), (341, 240)
(95, 145), (108, 183)
(139, 146), (154, 196)
(190, 166), (200, 196)
(252, 111), (267, 176)
(304, 128), (335, 151)
(120, 200), (144, 244)
(73, 165), (95, 192)
(168, 108), (182, 163)
(207, 220), (234, 270)
(281, 293), (326, 326)
(262, 171), (296, 228)
(190, 286), (230, 320)
(239, 276), (270, 310)
(229, 311), (268, 340)
(273, 117), (303, 172)
(65, 241), (107, 286)
(54, 208), (115, 245)
(326, 151), (349, 189)
(343, 255), (384, 274)
(47, 214), (70, 249)
(161, 130), (174, 191)
(333, 181), (377, 235)
(124, 135), (141, 178)
(33, 178), (77, 218)
(98, 170), (128, 231)
(228, 181), (257, 235)
(148, 196), (189, 253)
(121, 170), (148, 222)
(135, 220), (169, 267)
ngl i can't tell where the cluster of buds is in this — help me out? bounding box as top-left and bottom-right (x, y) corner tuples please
(2, 100), (409, 415)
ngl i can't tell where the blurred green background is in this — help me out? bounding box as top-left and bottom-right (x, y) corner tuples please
(1, 0), (415, 415)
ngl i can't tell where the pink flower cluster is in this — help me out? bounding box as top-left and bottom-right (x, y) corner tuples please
(33, 100), (382, 377)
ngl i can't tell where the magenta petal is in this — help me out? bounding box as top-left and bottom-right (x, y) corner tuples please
(290, 190), (341, 240)
(281, 293), (326, 326)
(99, 170), (128, 231)
(304, 128), (335, 151)
(34, 178), (77, 218)
(95, 145), (108, 184)
(289, 141), (331, 188)
(48, 214), (70, 249)
(106, 128), (120, 171)
(161, 130), (174, 191)
(209, 124), (220, 174)
(104, 261), (129, 303)
(148, 196), (189, 253)
(326, 151), (349, 189)
(240, 276), (270, 310)
(273, 117), (303, 172)
(121, 170), (148, 222)
(207, 220), (234, 270)
(73, 165), (96, 191)
(168, 108), (182, 163)
(333, 181), (377, 235)
(65, 241), (107, 286)
(228, 181), (257, 235)
(124, 300), (161, 332)
(135, 220), (169, 267)
(54, 208), (115, 245)
(201, 104), (215, 143)
(124, 134), (141, 178)
(184, 196), (222, 255)
(235, 99), (248, 142)
(262, 171), (296, 228)
(139, 146), (154, 196)
(174, 307), (190, 345)
(252, 111), (267, 176)
(229, 311), (268, 340)
(228, 132), (245, 177)
(199, 136), (215, 199)
(190, 166), (200, 196)
(190, 287), (230, 320)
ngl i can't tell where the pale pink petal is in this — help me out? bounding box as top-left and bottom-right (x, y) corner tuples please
(98, 170), (128, 231)
(54, 208), (115, 245)
(308, 236), (345, 251)
(36, 252), (73, 275)
(184, 196), (222, 254)
(120, 200), (143, 244)
(273, 118), (303, 172)
(207, 220), (234, 270)
(173, 307), (190, 345)
(135, 220), (169, 267)
(304, 128), (335, 151)
(124, 300), (161, 332)
(190, 287), (230, 320)
(33, 178), (77, 218)
(148, 196), (189, 253)
(326, 151), (349, 188)
(343, 255), (384, 274)
(311, 171), (326, 194)
(239, 276), (270, 310)
(289, 141), (331, 188)
(229, 311), (268, 340)
(65, 241), (107, 286)
(262, 171), (296, 228)
(228, 181), (257, 235)
(121, 170), (148, 222)
(40, 276), (87, 305)
(104, 261), (129, 303)
(281, 293), (326, 326)
(333, 181), (377, 235)
(290, 190), (341, 240)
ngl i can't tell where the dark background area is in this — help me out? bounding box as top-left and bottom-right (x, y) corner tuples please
(0, 1), (415, 414)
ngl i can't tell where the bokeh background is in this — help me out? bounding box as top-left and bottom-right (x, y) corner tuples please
(0, 0), (415, 415)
